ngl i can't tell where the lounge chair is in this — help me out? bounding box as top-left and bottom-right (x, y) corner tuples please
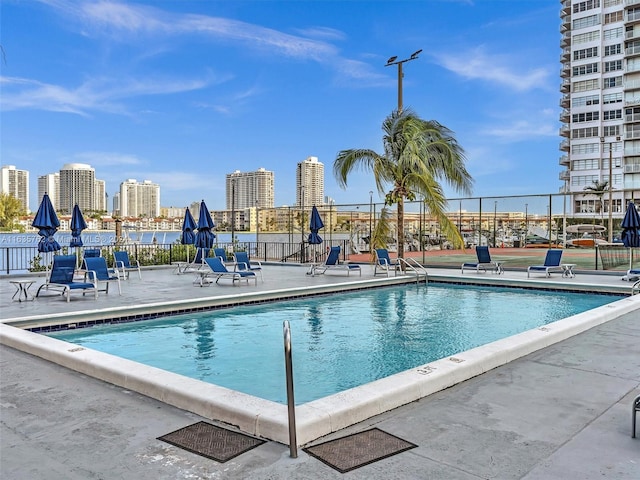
(527, 249), (565, 278)
(374, 248), (402, 277)
(213, 247), (228, 262)
(234, 251), (263, 281)
(461, 246), (503, 274)
(311, 246), (361, 276)
(113, 251), (142, 280)
(83, 256), (121, 295)
(181, 247), (210, 273)
(193, 257), (257, 286)
(36, 254), (98, 302)
(82, 248), (101, 259)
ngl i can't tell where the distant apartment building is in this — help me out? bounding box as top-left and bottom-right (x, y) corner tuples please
(38, 173), (60, 210)
(296, 156), (324, 207)
(0, 165), (29, 212)
(560, 0), (640, 217)
(112, 192), (120, 216)
(59, 163), (97, 214)
(119, 179), (160, 218)
(161, 206), (187, 218)
(226, 168), (275, 210)
(95, 179), (107, 212)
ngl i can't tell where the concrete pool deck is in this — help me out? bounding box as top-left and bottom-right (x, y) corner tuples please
(1, 264), (639, 478)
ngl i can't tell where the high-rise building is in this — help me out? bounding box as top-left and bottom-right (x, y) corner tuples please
(95, 179), (107, 212)
(560, 0), (640, 218)
(119, 179), (160, 218)
(296, 156), (324, 207)
(0, 165), (29, 212)
(59, 163), (96, 214)
(226, 168), (275, 209)
(38, 173), (60, 211)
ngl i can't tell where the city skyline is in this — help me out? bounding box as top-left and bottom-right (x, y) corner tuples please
(2, 1), (561, 211)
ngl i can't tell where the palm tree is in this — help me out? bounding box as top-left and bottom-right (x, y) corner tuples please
(583, 180), (609, 223)
(334, 109), (473, 259)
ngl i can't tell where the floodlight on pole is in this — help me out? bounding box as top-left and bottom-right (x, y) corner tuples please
(385, 49), (422, 112)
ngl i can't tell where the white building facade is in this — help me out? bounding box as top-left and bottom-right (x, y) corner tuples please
(226, 168), (275, 210)
(296, 156), (324, 207)
(560, 0), (640, 218)
(38, 173), (60, 211)
(0, 165), (29, 212)
(119, 179), (160, 218)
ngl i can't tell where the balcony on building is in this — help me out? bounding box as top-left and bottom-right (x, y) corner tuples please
(560, 139), (570, 151)
(559, 170), (570, 182)
(560, 0), (570, 15)
(559, 124), (570, 137)
(560, 78), (571, 93)
(560, 47), (571, 62)
(559, 155), (570, 166)
(560, 64), (571, 78)
(561, 32), (571, 48)
(560, 109), (570, 123)
(560, 94), (570, 108)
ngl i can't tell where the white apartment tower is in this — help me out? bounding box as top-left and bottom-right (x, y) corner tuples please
(0, 165), (29, 212)
(119, 179), (160, 218)
(226, 168), (275, 209)
(296, 156), (324, 207)
(560, 0), (640, 218)
(94, 179), (107, 212)
(38, 173), (60, 211)
(59, 163), (96, 214)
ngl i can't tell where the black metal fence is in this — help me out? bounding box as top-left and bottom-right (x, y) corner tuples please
(0, 240), (351, 276)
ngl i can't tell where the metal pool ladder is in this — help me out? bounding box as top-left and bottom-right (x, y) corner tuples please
(398, 257), (428, 284)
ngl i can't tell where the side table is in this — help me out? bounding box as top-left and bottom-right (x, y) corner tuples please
(10, 280), (36, 302)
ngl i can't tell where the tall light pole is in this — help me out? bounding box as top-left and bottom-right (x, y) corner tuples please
(300, 185), (305, 263)
(385, 49), (422, 112)
(493, 201), (497, 248)
(369, 191), (373, 250)
(524, 203), (528, 247)
(231, 178), (236, 244)
(601, 135), (621, 243)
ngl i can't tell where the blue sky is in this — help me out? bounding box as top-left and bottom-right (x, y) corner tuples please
(1, 0), (561, 212)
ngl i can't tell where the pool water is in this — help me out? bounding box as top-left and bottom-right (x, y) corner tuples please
(47, 283), (618, 404)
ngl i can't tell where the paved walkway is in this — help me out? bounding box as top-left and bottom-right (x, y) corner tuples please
(1, 264), (639, 479)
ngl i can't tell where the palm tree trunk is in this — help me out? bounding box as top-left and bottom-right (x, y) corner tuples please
(397, 198), (405, 260)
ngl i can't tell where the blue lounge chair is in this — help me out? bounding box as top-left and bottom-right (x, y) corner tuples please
(193, 257), (257, 286)
(234, 251), (263, 281)
(374, 248), (401, 277)
(214, 247), (228, 262)
(461, 246), (503, 274)
(83, 248), (101, 259)
(83, 256), (121, 295)
(36, 254), (98, 302)
(113, 251), (141, 280)
(312, 246), (361, 276)
(527, 249), (564, 278)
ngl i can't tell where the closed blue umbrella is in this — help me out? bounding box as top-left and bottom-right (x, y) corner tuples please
(621, 201), (640, 271)
(308, 205), (324, 245)
(32, 193), (61, 253)
(70, 204), (87, 248)
(195, 200), (215, 249)
(181, 207), (197, 245)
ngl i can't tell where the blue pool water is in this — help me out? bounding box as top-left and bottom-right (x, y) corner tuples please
(47, 284), (618, 404)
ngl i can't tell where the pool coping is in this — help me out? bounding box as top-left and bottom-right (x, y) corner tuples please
(2, 274), (639, 446)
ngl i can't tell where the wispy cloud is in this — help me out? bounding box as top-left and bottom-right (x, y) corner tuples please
(435, 46), (552, 92)
(1, 75), (216, 115)
(73, 151), (144, 166)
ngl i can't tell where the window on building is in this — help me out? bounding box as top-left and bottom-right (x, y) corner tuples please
(573, 63), (599, 76)
(602, 125), (621, 136)
(572, 175), (600, 186)
(573, 0), (600, 13)
(630, 7), (640, 22)
(573, 14), (600, 30)
(573, 78), (600, 92)
(603, 11), (623, 24)
(572, 111), (600, 122)
(572, 127), (599, 138)
(603, 109), (622, 120)
(603, 27), (622, 40)
(572, 158), (600, 170)
(604, 60), (622, 72)
(574, 47), (598, 60)
(603, 76), (622, 88)
(572, 142), (601, 154)
(572, 94), (600, 107)
(603, 44), (621, 56)
(604, 0), (621, 7)
(603, 92), (622, 103)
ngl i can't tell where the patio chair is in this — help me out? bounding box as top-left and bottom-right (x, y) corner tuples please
(233, 251), (263, 281)
(35, 254), (98, 302)
(461, 246), (503, 274)
(193, 257), (257, 286)
(374, 248), (402, 277)
(312, 246), (361, 276)
(83, 256), (121, 295)
(527, 249), (564, 278)
(113, 250), (142, 280)
(182, 247), (210, 273)
(633, 394), (640, 438)
(213, 247), (228, 262)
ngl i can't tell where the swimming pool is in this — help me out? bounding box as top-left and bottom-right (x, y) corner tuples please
(46, 283), (619, 404)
